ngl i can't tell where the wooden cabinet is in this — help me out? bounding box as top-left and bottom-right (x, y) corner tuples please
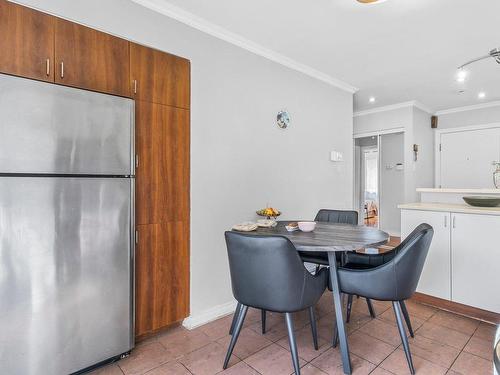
(54, 19), (130, 96)
(135, 221), (189, 336)
(1, 1), (191, 338)
(0, 0), (54, 81)
(135, 100), (190, 336)
(401, 209), (451, 300)
(135, 101), (190, 225)
(451, 213), (500, 313)
(130, 43), (190, 109)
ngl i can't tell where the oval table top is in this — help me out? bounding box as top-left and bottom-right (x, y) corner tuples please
(243, 221), (390, 252)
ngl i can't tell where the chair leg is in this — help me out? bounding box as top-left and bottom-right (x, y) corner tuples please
(308, 306), (319, 350)
(261, 309), (267, 334)
(285, 312), (301, 375)
(400, 300), (414, 338)
(346, 294), (353, 323)
(366, 298), (376, 318)
(223, 305), (248, 369)
(229, 303), (242, 335)
(393, 301), (415, 375)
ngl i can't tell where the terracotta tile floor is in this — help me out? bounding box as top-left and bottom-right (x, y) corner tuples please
(89, 293), (497, 375)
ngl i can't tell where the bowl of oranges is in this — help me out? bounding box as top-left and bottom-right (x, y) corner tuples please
(256, 207), (281, 219)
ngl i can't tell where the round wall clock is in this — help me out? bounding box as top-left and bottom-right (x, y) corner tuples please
(277, 110), (290, 129)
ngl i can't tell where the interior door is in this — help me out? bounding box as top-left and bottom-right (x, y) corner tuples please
(440, 127), (500, 188)
(55, 19), (130, 97)
(0, 0), (54, 81)
(0, 177), (133, 375)
(130, 43), (190, 109)
(401, 209), (451, 300)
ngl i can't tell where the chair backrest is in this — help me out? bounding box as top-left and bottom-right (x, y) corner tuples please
(225, 231), (315, 312)
(315, 209), (358, 225)
(390, 223), (434, 300)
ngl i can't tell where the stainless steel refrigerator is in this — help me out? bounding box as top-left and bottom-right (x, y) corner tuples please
(0, 73), (135, 374)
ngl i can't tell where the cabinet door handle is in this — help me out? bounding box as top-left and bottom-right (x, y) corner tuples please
(444, 215), (448, 228)
(46, 59), (50, 76)
(60, 61), (64, 78)
(133, 79), (137, 94)
(452, 216), (456, 229)
(135, 230), (139, 245)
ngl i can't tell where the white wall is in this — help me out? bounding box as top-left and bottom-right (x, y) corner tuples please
(16, 0), (354, 324)
(353, 105), (435, 232)
(437, 105), (500, 129)
(380, 132), (404, 235)
(353, 107), (411, 136)
(413, 107), (434, 195)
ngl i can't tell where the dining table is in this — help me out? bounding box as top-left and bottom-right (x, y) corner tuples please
(247, 220), (390, 375)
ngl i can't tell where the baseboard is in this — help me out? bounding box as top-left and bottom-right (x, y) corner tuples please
(182, 300), (237, 330)
(412, 292), (500, 324)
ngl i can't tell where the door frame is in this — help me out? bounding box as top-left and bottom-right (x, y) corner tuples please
(434, 122), (500, 188)
(353, 127), (405, 229)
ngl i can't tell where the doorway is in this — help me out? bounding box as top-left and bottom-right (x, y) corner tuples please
(355, 136), (379, 227)
(354, 131), (405, 235)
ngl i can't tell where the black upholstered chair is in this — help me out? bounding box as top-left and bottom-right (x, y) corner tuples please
(224, 232), (327, 375)
(299, 209), (377, 320)
(331, 223), (434, 374)
(299, 209), (359, 266)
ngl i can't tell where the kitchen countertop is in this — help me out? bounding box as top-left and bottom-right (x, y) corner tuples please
(417, 188), (500, 194)
(398, 202), (500, 216)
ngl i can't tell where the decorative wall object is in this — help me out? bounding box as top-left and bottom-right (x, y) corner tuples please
(277, 110), (290, 129)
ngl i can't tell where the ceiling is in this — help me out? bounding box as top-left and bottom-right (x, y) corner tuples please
(135, 0), (500, 112)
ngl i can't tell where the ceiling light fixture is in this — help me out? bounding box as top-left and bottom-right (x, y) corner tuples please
(456, 69), (468, 83)
(478, 92), (486, 99)
(458, 48), (500, 70)
(369, 97), (376, 103)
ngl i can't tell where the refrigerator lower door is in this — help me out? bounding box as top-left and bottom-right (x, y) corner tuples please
(0, 177), (134, 375)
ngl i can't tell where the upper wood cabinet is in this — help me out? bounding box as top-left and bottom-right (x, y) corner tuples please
(54, 19), (130, 97)
(0, 0), (54, 81)
(136, 101), (190, 225)
(130, 43), (190, 109)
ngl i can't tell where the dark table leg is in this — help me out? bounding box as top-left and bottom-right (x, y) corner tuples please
(328, 252), (352, 375)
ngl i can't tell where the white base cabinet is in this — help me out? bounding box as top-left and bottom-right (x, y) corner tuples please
(451, 213), (500, 313)
(401, 209), (500, 313)
(401, 209), (451, 300)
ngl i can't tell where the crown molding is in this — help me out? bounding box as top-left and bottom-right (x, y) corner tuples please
(131, 0), (358, 93)
(353, 100), (432, 117)
(434, 100), (500, 116)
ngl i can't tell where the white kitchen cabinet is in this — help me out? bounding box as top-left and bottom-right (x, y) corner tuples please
(451, 213), (500, 312)
(401, 209), (451, 300)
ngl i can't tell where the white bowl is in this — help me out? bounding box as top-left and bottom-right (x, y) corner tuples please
(298, 221), (317, 232)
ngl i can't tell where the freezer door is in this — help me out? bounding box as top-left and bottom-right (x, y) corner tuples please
(0, 74), (134, 175)
(0, 177), (134, 375)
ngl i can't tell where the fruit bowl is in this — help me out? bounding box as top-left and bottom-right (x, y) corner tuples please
(256, 207), (281, 219)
